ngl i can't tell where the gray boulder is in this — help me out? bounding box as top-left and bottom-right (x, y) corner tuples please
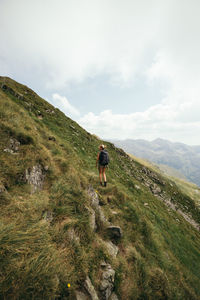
(107, 226), (122, 241)
(109, 293), (119, 300)
(99, 262), (115, 300)
(84, 276), (99, 300)
(25, 164), (45, 193)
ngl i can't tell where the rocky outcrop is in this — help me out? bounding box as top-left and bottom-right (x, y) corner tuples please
(25, 164), (45, 193)
(150, 183), (162, 195)
(106, 226), (122, 242)
(84, 276), (99, 300)
(1, 84), (24, 100)
(85, 206), (97, 232)
(4, 138), (20, 154)
(88, 187), (110, 228)
(104, 241), (119, 258)
(43, 210), (53, 223)
(75, 290), (90, 300)
(159, 195), (200, 231)
(109, 293), (119, 300)
(99, 262), (115, 300)
(0, 182), (6, 194)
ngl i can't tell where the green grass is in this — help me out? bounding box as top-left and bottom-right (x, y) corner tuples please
(0, 76), (200, 299)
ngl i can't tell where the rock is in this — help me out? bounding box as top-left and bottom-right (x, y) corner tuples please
(75, 290), (90, 300)
(150, 184), (161, 195)
(104, 241), (119, 258)
(88, 186), (100, 208)
(25, 164), (45, 193)
(109, 293), (119, 300)
(4, 138), (20, 154)
(4, 148), (14, 154)
(86, 206), (97, 232)
(99, 263), (115, 300)
(88, 186), (110, 228)
(0, 182), (6, 194)
(67, 228), (80, 244)
(9, 138), (20, 152)
(84, 276), (99, 300)
(99, 209), (110, 227)
(1, 84), (24, 100)
(107, 226), (122, 241)
(48, 136), (56, 141)
(135, 185), (141, 190)
(43, 210), (53, 223)
(45, 109), (55, 114)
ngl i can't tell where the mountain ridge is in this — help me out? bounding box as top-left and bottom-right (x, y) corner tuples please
(112, 138), (200, 187)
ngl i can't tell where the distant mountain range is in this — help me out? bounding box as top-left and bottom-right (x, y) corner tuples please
(112, 138), (200, 187)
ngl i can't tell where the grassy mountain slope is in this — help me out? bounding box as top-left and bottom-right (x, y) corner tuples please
(0, 77), (200, 300)
(129, 154), (200, 209)
(112, 138), (200, 187)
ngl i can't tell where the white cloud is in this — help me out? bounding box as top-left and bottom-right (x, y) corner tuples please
(0, 0), (160, 87)
(52, 93), (80, 117)
(1, 0), (200, 144)
(79, 102), (200, 145)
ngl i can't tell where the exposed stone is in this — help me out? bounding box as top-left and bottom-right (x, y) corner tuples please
(1, 84), (25, 100)
(25, 164), (45, 193)
(86, 206), (97, 231)
(104, 241), (119, 258)
(84, 276), (99, 300)
(107, 226), (122, 241)
(99, 209), (110, 227)
(4, 148), (14, 154)
(159, 196), (200, 231)
(9, 138), (20, 152)
(43, 210), (53, 223)
(0, 182), (6, 194)
(67, 228), (80, 244)
(135, 184), (141, 190)
(75, 290), (90, 300)
(99, 263), (115, 300)
(45, 109), (55, 114)
(150, 184), (161, 195)
(109, 293), (119, 300)
(4, 138), (20, 154)
(48, 136), (56, 141)
(88, 186), (100, 209)
(88, 186), (110, 227)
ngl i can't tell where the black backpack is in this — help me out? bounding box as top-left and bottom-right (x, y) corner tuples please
(99, 150), (109, 166)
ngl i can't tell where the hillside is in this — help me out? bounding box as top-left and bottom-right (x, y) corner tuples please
(128, 154), (200, 209)
(112, 138), (200, 187)
(0, 77), (200, 300)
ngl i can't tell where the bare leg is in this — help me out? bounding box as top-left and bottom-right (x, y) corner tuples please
(102, 167), (107, 183)
(99, 167), (103, 184)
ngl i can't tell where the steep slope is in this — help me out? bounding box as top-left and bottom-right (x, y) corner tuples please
(128, 154), (200, 209)
(112, 138), (200, 186)
(0, 77), (200, 300)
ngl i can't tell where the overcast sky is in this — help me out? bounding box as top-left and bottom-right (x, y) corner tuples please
(1, 0), (200, 145)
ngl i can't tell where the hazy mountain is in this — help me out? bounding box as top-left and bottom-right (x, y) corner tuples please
(1, 77), (200, 299)
(112, 138), (200, 186)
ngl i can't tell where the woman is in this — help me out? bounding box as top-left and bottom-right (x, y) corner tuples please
(96, 144), (109, 187)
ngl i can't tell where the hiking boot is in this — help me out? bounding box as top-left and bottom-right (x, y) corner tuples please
(104, 182), (107, 187)
(100, 182), (103, 186)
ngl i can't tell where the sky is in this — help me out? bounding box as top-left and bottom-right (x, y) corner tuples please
(1, 0), (200, 145)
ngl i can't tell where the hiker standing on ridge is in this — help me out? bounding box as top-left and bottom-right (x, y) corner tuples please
(96, 144), (109, 187)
